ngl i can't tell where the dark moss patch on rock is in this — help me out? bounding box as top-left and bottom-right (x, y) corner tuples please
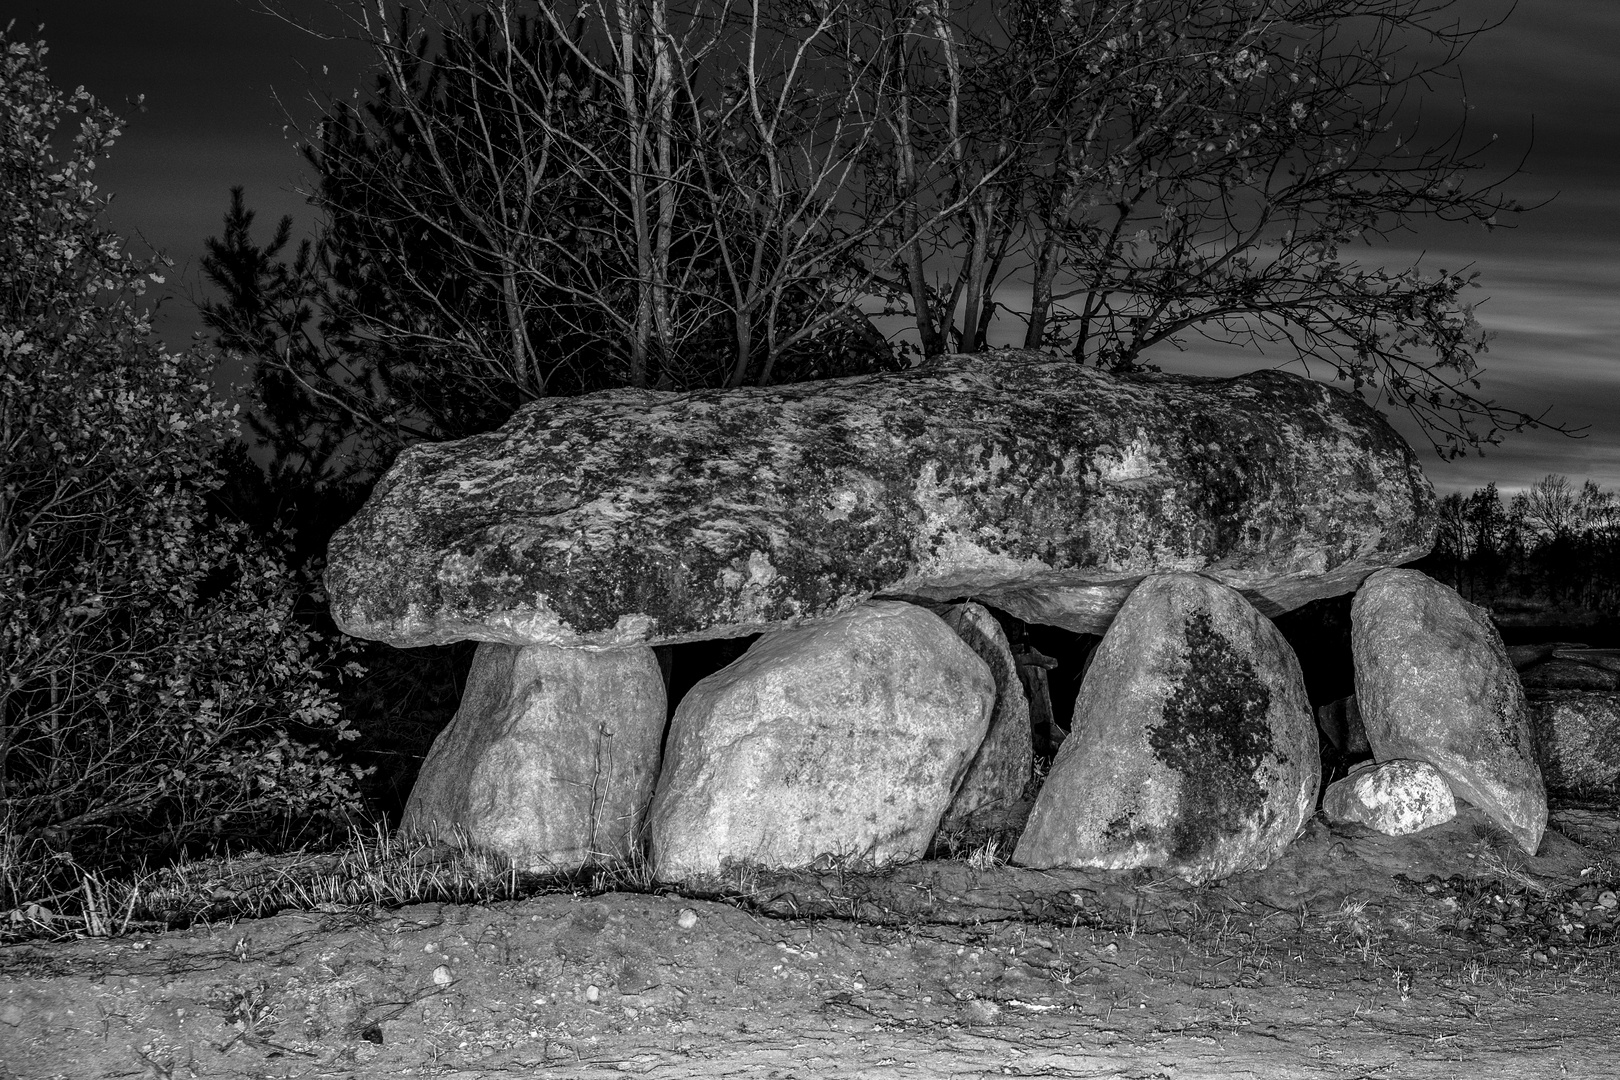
(1148, 609), (1277, 862)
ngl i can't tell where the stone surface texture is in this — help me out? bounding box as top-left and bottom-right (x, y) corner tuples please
(1518, 655), (1620, 693)
(937, 602), (1033, 832)
(646, 602), (995, 881)
(1525, 692), (1620, 799)
(1322, 759), (1458, 835)
(326, 353), (1434, 650)
(1351, 569), (1547, 854)
(1013, 573), (1319, 885)
(401, 641), (667, 871)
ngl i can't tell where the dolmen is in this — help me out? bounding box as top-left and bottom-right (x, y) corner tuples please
(325, 351), (1546, 883)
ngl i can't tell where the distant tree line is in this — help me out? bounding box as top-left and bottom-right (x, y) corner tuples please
(1416, 475), (1620, 623)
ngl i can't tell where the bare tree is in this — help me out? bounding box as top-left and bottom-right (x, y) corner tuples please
(265, 0), (977, 401)
(309, 1), (662, 396)
(1576, 479), (1620, 535)
(846, 0), (1559, 453)
(1520, 473), (1620, 542)
(664, 0), (1040, 384)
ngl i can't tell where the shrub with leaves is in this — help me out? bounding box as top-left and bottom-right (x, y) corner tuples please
(0, 31), (367, 901)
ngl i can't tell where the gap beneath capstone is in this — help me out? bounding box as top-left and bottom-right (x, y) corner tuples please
(650, 605), (1103, 754)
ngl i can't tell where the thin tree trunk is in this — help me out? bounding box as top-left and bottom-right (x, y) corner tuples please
(973, 224), (1015, 350)
(47, 668), (64, 821)
(1024, 230), (1060, 349)
(958, 220), (987, 352)
(501, 261), (540, 396)
(958, 190), (1001, 353)
(0, 685), (11, 804)
(1073, 201), (1135, 363)
(649, 0), (676, 386)
(617, 0), (652, 388)
(892, 39), (941, 358)
(756, 306), (780, 386)
(730, 313), (754, 387)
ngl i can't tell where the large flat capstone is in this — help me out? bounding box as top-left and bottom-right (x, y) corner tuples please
(327, 353), (1435, 648)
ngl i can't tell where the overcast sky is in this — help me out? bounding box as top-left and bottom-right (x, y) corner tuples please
(9, 0), (1618, 496)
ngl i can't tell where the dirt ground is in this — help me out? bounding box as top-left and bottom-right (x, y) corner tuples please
(4, 802), (1618, 1080)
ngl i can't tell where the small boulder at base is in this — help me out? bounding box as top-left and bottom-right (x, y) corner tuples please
(1322, 759), (1457, 835)
(938, 602), (1033, 833)
(1014, 573), (1318, 885)
(647, 601), (995, 881)
(1525, 692), (1620, 799)
(402, 642), (666, 871)
(1351, 569), (1547, 854)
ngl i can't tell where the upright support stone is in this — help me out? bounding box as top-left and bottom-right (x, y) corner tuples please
(1014, 573), (1319, 884)
(1351, 569), (1546, 854)
(647, 602), (995, 880)
(402, 641), (667, 871)
(938, 602), (1033, 832)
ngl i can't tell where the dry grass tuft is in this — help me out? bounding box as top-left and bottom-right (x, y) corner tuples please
(0, 824), (658, 943)
(966, 837), (1007, 872)
(1473, 846), (1554, 896)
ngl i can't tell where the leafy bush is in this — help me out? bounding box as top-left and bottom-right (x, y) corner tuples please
(0, 32), (367, 903)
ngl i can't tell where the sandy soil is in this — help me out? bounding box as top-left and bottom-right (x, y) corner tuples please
(3, 803), (1618, 1080)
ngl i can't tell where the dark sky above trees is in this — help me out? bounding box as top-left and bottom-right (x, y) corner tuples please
(11, 0), (1619, 494)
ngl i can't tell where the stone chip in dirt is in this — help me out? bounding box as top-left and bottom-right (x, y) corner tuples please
(960, 998), (1002, 1026)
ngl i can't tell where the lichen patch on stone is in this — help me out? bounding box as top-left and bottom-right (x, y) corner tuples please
(1148, 608), (1278, 861)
